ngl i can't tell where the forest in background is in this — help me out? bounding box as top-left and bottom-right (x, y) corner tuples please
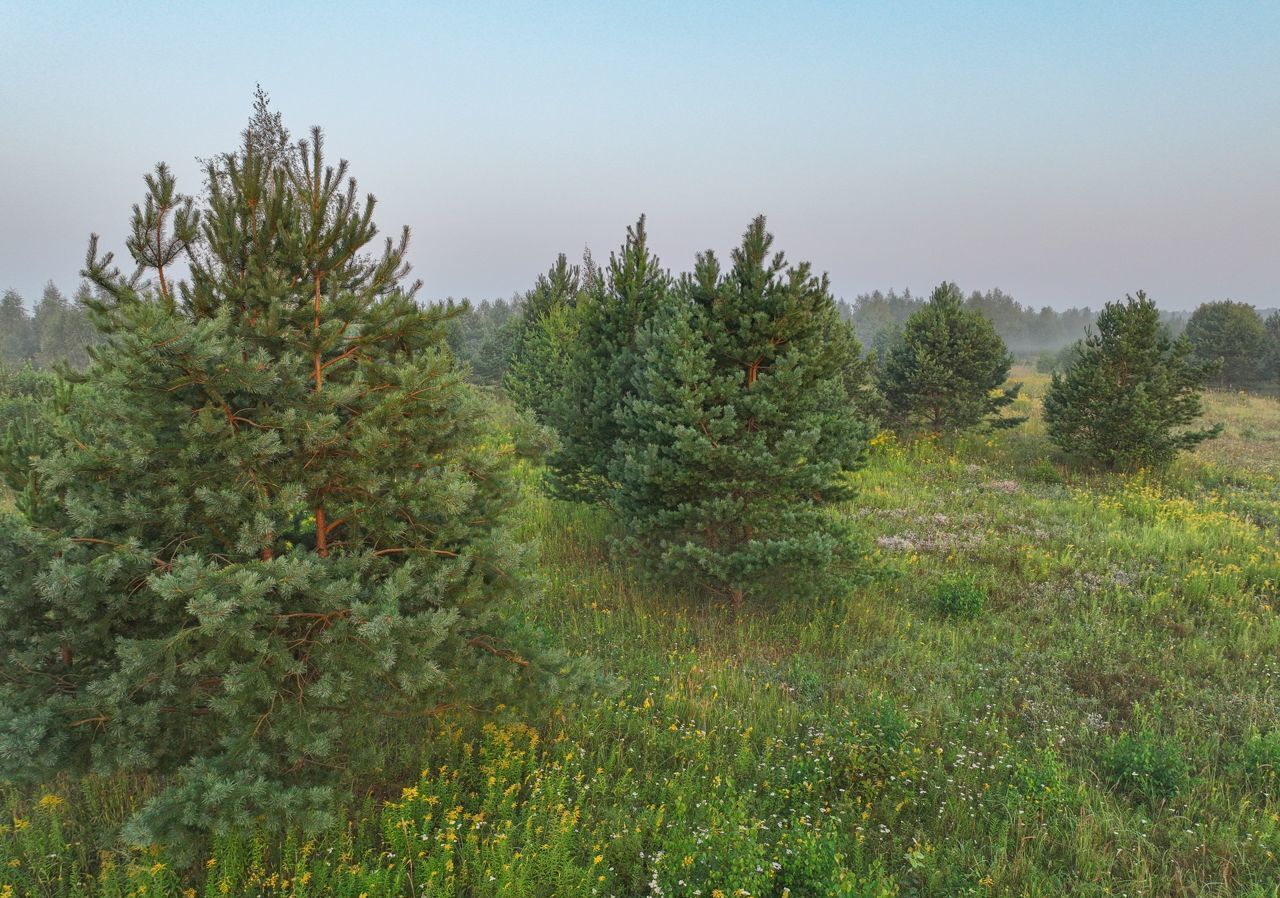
(443, 282), (1280, 391)
(0, 283), (100, 370)
(4, 276), (1276, 387)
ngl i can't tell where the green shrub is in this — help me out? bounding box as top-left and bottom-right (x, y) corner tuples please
(855, 695), (912, 753)
(1101, 730), (1188, 801)
(1239, 731), (1280, 784)
(1027, 457), (1065, 484)
(933, 576), (986, 620)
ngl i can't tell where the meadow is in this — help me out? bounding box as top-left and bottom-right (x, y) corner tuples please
(4, 369), (1279, 898)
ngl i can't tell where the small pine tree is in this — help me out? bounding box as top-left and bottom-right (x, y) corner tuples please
(612, 217), (871, 609)
(505, 254), (584, 422)
(506, 301), (585, 425)
(446, 298), (521, 387)
(546, 217), (669, 502)
(0, 290), (35, 365)
(1184, 300), (1269, 387)
(1043, 291), (1221, 469)
(1266, 311), (1280, 385)
(829, 314), (884, 423)
(877, 283), (1024, 434)
(0, 106), (545, 841)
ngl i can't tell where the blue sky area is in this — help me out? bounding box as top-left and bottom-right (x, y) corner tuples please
(2, 0), (1277, 309)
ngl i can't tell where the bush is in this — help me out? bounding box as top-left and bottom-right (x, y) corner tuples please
(1239, 731), (1280, 785)
(933, 577), (986, 620)
(1026, 457), (1065, 485)
(1100, 729), (1188, 801)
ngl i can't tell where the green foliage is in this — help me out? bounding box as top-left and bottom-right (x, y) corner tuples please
(0, 364), (56, 434)
(1, 699), (901, 898)
(544, 216), (670, 502)
(1238, 731), (1280, 786)
(0, 105), (549, 842)
(0, 367), (72, 521)
(932, 576), (985, 620)
(0, 284), (100, 370)
(1265, 311), (1280, 384)
(877, 282), (1024, 435)
(0, 290), (36, 365)
(1044, 292), (1221, 469)
(612, 217), (872, 606)
(1184, 300), (1269, 387)
(444, 297), (520, 386)
(842, 287), (1099, 358)
(1035, 340), (1082, 375)
(504, 254), (588, 422)
(1025, 457), (1065, 485)
(1100, 729), (1188, 802)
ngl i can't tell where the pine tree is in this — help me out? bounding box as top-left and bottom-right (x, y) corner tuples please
(1043, 291), (1220, 469)
(0, 107), (544, 841)
(0, 290), (34, 365)
(65, 284), (104, 368)
(30, 282), (100, 369)
(32, 283), (74, 369)
(1266, 311), (1280, 385)
(505, 254), (583, 422)
(612, 217), (871, 609)
(829, 314), (884, 423)
(0, 365), (56, 439)
(546, 217), (669, 501)
(877, 282), (1024, 434)
(506, 302), (585, 425)
(1184, 300), (1269, 387)
(446, 297), (519, 386)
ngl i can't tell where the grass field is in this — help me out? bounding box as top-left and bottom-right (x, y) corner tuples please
(4, 369), (1279, 897)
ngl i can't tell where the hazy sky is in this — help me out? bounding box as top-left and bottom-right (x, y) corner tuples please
(2, 0), (1277, 311)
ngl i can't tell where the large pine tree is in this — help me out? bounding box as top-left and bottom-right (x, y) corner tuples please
(545, 217), (669, 501)
(0, 108), (540, 840)
(1044, 291), (1220, 469)
(877, 283), (1024, 435)
(612, 217), (871, 608)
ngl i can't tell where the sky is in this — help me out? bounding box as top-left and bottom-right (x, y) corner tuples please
(1, 0), (1277, 311)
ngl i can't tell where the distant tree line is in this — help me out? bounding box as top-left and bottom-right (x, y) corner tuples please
(838, 287), (1100, 358)
(0, 282), (100, 369)
(442, 295), (520, 385)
